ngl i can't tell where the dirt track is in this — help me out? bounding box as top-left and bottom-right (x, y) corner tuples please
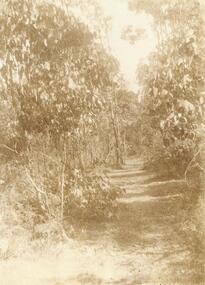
(0, 158), (204, 285)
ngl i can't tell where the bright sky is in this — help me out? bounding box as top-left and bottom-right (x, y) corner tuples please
(0, 0), (156, 93)
(99, 0), (156, 92)
(65, 0), (157, 92)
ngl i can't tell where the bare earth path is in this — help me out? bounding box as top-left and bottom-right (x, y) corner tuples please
(104, 158), (205, 284)
(0, 158), (205, 285)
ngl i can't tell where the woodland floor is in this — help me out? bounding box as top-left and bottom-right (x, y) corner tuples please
(0, 158), (205, 285)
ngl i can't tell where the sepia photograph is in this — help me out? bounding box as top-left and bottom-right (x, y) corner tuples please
(0, 0), (205, 284)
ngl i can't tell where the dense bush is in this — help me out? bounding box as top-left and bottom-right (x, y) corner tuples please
(64, 170), (122, 222)
(0, 148), (122, 248)
(136, 0), (205, 176)
(0, 0), (125, 242)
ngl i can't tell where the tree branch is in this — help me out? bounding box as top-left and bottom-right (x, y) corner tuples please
(184, 143), (205, 183)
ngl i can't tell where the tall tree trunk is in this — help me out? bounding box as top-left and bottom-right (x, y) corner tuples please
(60, 141), (66, 223)
(110, 99), (123, 167)
(122, 129), (126, 162)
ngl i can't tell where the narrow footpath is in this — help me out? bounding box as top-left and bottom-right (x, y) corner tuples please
(103, 157), (205, 284)
(0, 158), (204, 285)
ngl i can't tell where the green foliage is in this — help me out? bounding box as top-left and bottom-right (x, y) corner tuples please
(0, 0), (124, 240)
(25, 159), (121, 225)
(0, 0), (118, 139)
(64, 170), (122, 222)
(137, 0), (205, 176)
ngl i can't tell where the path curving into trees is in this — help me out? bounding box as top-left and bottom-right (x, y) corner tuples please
(104, 157), (205, 284)
(0, 0), (204, 284)
(0, 157), (204, 284)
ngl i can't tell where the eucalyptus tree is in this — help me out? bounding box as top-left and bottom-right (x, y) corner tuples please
(132, 0), (205, 175)
(0, 0), (123, 223)
(0, 0), (119, 162)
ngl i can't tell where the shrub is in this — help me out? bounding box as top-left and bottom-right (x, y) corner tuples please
(64, 169), (122, 222)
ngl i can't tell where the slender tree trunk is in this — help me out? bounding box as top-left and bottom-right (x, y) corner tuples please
(60, 141), (66, 222)
(110, 99), (123, 167)
(122, 129), (126, 161)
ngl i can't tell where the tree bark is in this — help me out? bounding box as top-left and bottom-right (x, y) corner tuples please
(110, 99), (123, 167)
